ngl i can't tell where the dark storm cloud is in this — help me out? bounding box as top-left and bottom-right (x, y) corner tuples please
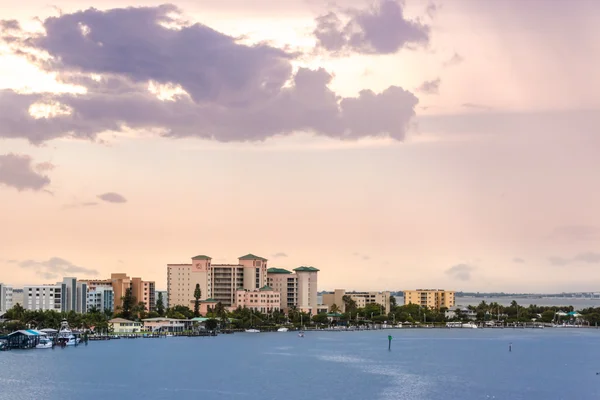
(0, 5), (420, 144)
(314, 0), (430, 55)
(0, 153), (51, 191)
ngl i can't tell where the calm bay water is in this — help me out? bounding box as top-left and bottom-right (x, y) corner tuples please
(2, 329), (600, 400)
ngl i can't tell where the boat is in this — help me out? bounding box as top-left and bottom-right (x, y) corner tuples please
(462, 322), (478, 329)
(277, 327), (289, 332)
(298, 331), (305, 337)
(57, 319), (81, 346)
(245, 329), (260, 333)
(36, 337), (54, 349)
(166, 333), (174, 337)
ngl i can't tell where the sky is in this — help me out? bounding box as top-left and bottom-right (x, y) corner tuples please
(0, 0), (599, 293)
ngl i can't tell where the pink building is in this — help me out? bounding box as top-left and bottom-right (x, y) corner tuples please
(235, 286), (281, 313)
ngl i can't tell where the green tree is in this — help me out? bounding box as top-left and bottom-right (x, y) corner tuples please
(118, 288), (136, 320)
(342, 295), (357, 312)
(156, 292), (165, 317)
(205, 318), (218, 330)
(330, 304), (341, 313)
(193, 284), (202, 317)
(312, 313), (328, 324)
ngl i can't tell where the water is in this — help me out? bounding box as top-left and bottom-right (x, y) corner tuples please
(2, 329), (600, 400)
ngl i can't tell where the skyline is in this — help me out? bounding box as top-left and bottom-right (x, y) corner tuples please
(1, 0), (599, 292)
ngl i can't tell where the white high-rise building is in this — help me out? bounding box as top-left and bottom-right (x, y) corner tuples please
(0, 283), (14, 314)
(22, 284), (64, 311)
(267, 266), (319, 314)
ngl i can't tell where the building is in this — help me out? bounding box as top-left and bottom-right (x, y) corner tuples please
(11, 289), (23, 308)
(87, 286), (115, 312)
(403, 289), (455, 310)
(167, 253), (269, 308)
(0, 283), (13, 314)
(142, 317), (187, 332)
(155, 290), (168, 309)
(131, 278), (155, 311)
(58, 278), (87, 313)
(82, 274), (154, 312)
(445, 307), (476, 320)
(235, 286), (281, 313)
(322, 289), (391, 313)
(22, 284), (64, 311)
(108, 318), (142, 333)
(266, 266), (320, 314)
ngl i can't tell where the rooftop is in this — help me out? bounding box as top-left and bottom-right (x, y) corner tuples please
(267, 267), (292, 274)
(192, 255), (212, 260)
(239, 253), (268, 261)
(294, 266), (320, 272)
(259, 285), (274, 291)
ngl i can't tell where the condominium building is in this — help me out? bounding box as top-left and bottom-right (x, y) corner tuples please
(81, 274), (154, 312)
(266, 266), (319, 314)
(131, 278), (156, 311)
(22, 284), (64, 311)
(11, 289), (23, 308)
(87, 286), (115, 312)
(0, 283), (13, 314)
(61, 278), (88, 313)
(322, 289), (391, 313)
(235, 286), (281, 313)
(167, 253), (269, 308)
(403, 289), (455, 309)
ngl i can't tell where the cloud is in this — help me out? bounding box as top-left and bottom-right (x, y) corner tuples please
(549, 252), (600, 266)
(443, 52), (464, 67)
(35, 162), (56, 172)
(97, 192), (127, 203)
(62, 201), (99, 210)
(461, 103), (492, 111)
(551, 225), (599, 241)
(353, 252), (370, 260)
(0, 153), (52, 191)
(16, 257), (99, 280)
(272, 252), (288, 258)
(513, 257), (525, 263)
(0, 5), (419, 144)
(313, 0), (430, 55)
(417, 78), (440, 95)
(425, 2), (438, 19)
(445, 264), (475, 281)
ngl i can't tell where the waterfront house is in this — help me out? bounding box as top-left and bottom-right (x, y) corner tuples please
(445, 307), (477, 320)
(108, 318), (142, 333)
(142, 317), (188, 333)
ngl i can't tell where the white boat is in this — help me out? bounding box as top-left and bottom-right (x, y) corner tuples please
(277, 327), (288, 332)
(36, 337), (53, 349)
(57, 319), (81, 346)
(166, 334), (174, 337)
(245, 329), (260, 333)
(462, 322), (478, 329)
(298, 331), (305, 337)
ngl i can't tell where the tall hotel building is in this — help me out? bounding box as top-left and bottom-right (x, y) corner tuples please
(168, 254), (269, 308)
(267, 266), (319, 314)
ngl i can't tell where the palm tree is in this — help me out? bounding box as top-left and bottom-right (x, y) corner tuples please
(330, 304), (341, 313)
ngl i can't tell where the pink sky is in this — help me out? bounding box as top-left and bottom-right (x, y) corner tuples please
(1, 0), (599, 292)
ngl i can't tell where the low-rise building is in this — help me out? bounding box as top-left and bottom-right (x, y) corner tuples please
(142, 317), (187, 333)
(445, 307), (476, 320)
(403, 289), (455, 310)
(109, 318), (142, 333)
(322, 289), (392, 313)
(235, 286), (281, 313)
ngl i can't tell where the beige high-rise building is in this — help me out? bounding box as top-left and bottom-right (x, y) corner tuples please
(81, 273), (154, 312)
(167, 253), (269, 309)
(403, 289), (455, 309)
(322, 289), (391, 313)
(266, 266), (319, 314)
